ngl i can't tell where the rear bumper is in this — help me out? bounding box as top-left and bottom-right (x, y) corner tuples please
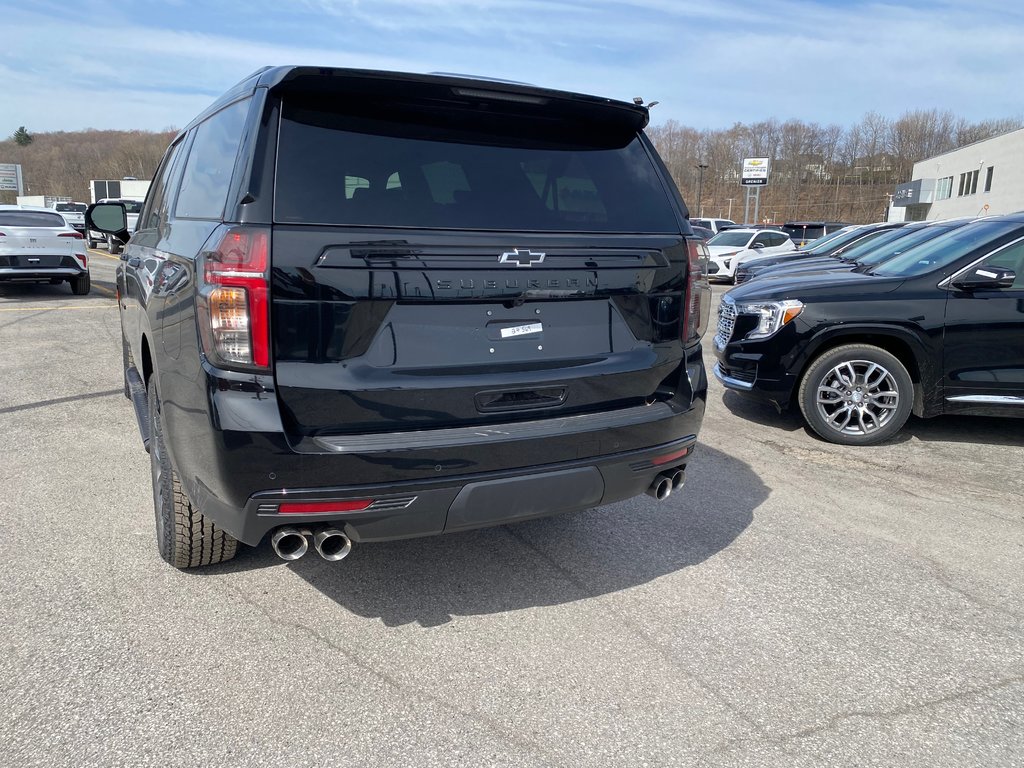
(0, 266), (86, 280)
(197, 437), (697, 546)
(155, 345), (707, 547)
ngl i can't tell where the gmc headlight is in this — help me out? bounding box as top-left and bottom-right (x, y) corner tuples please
(736, 299), (804, 339)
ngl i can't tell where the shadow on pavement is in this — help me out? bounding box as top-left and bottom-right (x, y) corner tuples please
(720, 390), (804, 433)
(0, 273), (117, 304)
(720, 388), (1024, 448)
(206, 445), (766, 626)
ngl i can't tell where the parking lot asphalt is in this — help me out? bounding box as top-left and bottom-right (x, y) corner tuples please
(1, 256), (1022, 767)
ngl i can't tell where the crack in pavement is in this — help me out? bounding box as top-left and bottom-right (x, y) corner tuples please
(216, 579), (567, 768)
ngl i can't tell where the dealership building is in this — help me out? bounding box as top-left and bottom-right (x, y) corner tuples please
(888, 126), (1024, 222)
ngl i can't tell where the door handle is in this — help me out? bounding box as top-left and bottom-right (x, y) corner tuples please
(127, 256), (141, 268)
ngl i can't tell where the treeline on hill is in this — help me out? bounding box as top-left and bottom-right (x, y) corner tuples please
(0, 129), (176, 204)
(648, 109), (1022, 224)
(2, 110), (1021, 220)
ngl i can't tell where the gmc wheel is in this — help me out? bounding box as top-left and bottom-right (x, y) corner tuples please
(798, 343), (914, 446)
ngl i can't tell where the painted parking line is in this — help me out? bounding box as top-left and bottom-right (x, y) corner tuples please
(87, 248), (121, 261)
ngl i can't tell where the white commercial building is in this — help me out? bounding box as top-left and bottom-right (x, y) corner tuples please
(888, 127), (1024, 222)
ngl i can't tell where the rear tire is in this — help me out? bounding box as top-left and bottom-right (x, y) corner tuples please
(798, 343), (913, 446)
(87, 235), (99, 249)
(70, 273), (90, 295)
(148, 378), (238, 568)
(107, 234), (121, 255)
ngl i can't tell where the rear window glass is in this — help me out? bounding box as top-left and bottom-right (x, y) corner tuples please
(0, 211), (67, 227)
(274, 99), (679, 232)
(55, 203), (87, 212)
(707, 231), (753, 247)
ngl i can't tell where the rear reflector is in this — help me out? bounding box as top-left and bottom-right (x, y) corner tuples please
(651, 447), (690, 466)
(278, 500), (374, 515)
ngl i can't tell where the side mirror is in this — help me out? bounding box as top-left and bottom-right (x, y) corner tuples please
(86, 202), (129, 239)
(951, 266), (1016, 291)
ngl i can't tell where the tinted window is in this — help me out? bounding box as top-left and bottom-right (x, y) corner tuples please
(275, 99), (678, 232)
(141, 139), (187, 231)
(854, 226), (955, 267)
(175, 98), (250, 220)
(803, 226), (872, 255)
(55, 203), (87, 212)
(707, 231), (754, 247)
(835, 227), (911, 261)
(874, 220), (1023, 277)
(0, 211), (66, 227)
(975, 240), (1024, 288)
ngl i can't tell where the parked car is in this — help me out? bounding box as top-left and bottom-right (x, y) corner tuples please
(690, 224), (714, 241)
(781, 220), (847, 248)
(53, 201), (88, 233)
(690, 217), (735, 234)
(87, 198), (143, 253)
(733, 222), (908, 283)
(86, 66), (710, 569)
(742, 219), (974, 283)
(714, 214), (1024, 445)
(0, 205), (90, 294)
(705, 228), (793, 282)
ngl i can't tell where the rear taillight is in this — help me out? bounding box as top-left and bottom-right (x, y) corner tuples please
(59, 231), (84, 239)
(197, 226), (270, 370)
(682, 238), (711, 344)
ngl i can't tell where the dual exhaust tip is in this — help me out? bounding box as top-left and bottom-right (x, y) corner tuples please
(646, 467), (685, 501)
(271, 526), (352, 562)
(274, 468), (684, 558)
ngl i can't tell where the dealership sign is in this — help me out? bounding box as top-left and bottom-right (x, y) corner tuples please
(741, 157), (770, 186)
(0, 163), (24, 193)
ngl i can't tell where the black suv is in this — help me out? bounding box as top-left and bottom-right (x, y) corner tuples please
(713, 214), (1024, 445)
(87, 67), (710, 568)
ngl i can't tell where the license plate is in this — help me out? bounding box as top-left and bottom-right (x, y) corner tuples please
(500, 322), (543, 339)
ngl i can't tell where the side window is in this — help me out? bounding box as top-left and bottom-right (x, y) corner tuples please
(140, 138), (186, 232)
(977, 241), (1024, 288)
(752, 233), (770, 247)
(175, 98), (250, 220)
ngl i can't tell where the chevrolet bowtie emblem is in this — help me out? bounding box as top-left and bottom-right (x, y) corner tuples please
(499, 249), (546, 267)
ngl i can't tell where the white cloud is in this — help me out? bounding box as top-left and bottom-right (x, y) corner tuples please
(3, 0), (1023, 138)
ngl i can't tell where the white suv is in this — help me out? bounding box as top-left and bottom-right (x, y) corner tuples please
(705, 228), (793, 282)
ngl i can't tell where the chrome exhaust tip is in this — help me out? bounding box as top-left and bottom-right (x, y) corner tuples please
(645, 475), (672, 501)
(314, 527), (353, 562)
(668, 468), (685, 491)
(271, 527), (308, 561)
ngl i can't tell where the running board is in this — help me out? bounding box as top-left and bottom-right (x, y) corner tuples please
(125, 365), (152, 452)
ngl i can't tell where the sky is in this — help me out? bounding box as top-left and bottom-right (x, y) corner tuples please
(3, 0), (1023, 139)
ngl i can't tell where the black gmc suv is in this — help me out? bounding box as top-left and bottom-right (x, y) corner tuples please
(714, 214), (1024, 445)
(87, 67), (710, 568)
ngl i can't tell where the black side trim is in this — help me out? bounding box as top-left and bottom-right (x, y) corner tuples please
(125, 365), (151, 452)
(312, 401), (675, 453)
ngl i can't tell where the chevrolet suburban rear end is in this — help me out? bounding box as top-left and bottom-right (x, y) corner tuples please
(87, 67), (710, 568)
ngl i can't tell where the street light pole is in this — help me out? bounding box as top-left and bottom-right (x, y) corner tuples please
(695, 163), (709, 219)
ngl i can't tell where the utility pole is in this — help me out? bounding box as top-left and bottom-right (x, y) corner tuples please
(726, 198), (734, 220)
(695, 163), (709, 219)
